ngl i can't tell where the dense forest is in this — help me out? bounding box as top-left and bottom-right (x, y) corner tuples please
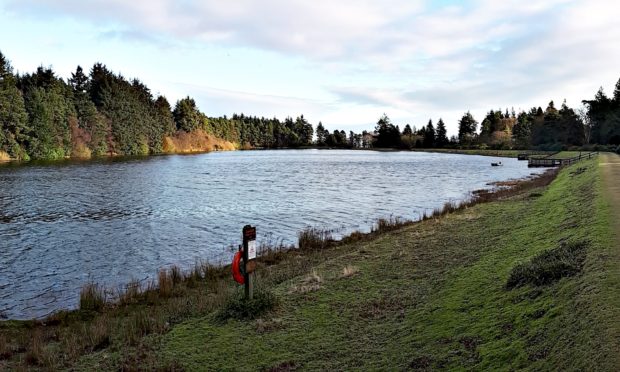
(0, 51), (314, 161)
(1, 50), (619, 161)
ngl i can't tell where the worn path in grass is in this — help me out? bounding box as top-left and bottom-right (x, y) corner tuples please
(138, 158), (617, 371)
(600, 152), (620, 240)
(599, 152), (620, 360)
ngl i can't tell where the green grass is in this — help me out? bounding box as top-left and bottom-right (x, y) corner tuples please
(412, 148), (524, 158)
(506, 241), (588, 288)
(548, 151), (588, 159)
(1, 158), (617, 370)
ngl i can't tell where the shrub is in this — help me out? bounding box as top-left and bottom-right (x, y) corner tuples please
(506, 241), (588, 289)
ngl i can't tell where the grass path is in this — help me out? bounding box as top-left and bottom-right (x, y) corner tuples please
(600, 152), (620, 235)
(599, 152), (620, 363)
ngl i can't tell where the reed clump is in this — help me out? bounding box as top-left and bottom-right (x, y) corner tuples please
(298, 227), (333, 250)
(79, 283), (106, 312)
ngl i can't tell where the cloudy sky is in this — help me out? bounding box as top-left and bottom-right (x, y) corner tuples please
(0, 0), (618, 135)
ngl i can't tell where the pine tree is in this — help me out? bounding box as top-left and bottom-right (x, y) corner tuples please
(436, 119), (448, 148)
(458, 111), (478, 145)
(0, 52), (30, 159)
(423, 119), (435, 148)
(173, 97), (202, 132)
(315, 121), (326, 146)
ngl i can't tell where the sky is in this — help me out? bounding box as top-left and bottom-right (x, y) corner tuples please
(0, 0), (618, 136)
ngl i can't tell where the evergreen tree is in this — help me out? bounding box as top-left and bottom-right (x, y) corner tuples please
(154, 96), (176, 136)
(458, 111), (478, 145)
(559, 100), (585, 146)
(423, 119), (435, 148)
(0, 51), (30, 159)
(316, 121), (327, 145)
(435, 118), (448, 148)
(294, 115), (313, 146)
(614, 78), (620, 103)
(374, 114), (400, 148)
(402, 124), (413, 136)
(512, 112), (532, 149)
(173, 97), (202, 132)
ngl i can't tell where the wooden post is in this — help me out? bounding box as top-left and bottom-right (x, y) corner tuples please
(242, 225), (257, 300)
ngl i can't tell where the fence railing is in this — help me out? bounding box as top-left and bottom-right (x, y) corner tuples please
(528, 152), (598, 168)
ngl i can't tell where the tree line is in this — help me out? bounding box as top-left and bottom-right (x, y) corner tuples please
(0, 51), (315, 160)
(1, 49), (619, 160)
(322, 78), (620, 152)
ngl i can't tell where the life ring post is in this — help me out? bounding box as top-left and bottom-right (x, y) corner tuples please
(242, 225), (257, 300)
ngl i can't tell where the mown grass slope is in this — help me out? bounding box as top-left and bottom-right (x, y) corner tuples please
(145, 158), (617, 370)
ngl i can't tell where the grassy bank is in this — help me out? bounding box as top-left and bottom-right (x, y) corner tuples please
(410, 148), (553, 158)
(1, 157), (617, 370)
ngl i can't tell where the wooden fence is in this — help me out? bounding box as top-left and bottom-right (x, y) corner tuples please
(528, 152), (598, 168)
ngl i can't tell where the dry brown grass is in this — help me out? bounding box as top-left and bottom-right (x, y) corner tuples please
(79, 283), (106, 311)
(0, 334), (11, 360)
(342, 265), (359, 278)
(290, 270), (323, 294)
(70, 116), (93, 159)
(119, 279), (142, 306)
(170, 265), (183, 285)
(298, 227), (333, 250)
(255, 318), (284, 334)
(85, 316), (111, 352)
(0, 151), (11, 162)
(162, 130), (237, 154)
(24, 330), (44, 367)
(158, 269), (173, 298)
(372, 216), (408, 233)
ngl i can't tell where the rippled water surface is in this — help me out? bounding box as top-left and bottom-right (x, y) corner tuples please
(0, 150), (545, 319)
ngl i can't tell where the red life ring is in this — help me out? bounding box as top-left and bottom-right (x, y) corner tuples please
(232, 251), (245, 284)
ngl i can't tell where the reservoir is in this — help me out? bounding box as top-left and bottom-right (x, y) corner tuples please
(0, 150), (545, 319)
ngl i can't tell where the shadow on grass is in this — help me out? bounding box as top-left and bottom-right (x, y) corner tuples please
(506, 241), (588, 289)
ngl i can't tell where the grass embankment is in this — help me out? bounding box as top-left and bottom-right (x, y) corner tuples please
(1, 157), (617, 370)
(547, 151), (589, 159)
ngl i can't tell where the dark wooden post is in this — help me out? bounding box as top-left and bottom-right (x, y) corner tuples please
(242, 225), (257, 300)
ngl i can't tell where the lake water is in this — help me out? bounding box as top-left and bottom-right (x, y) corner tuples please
(0, 150), (545, 319)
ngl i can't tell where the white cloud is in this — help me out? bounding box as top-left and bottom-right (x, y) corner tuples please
(2, 0), (619, 136)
